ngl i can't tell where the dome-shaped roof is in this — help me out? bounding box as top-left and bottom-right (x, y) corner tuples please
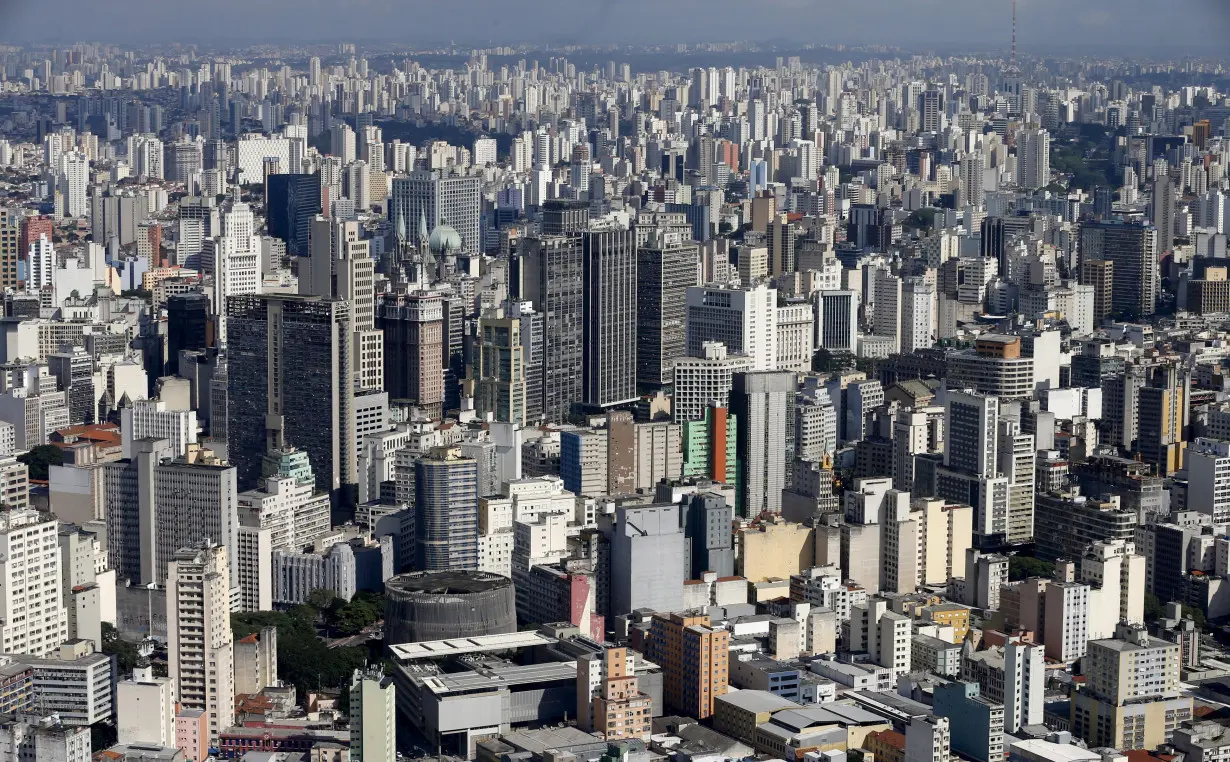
(428, 223), (462, 256)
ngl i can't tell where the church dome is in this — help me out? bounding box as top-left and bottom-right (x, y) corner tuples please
(428, 223), (462, 256)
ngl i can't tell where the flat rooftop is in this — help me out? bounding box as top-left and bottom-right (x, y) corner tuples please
(389, 631), (555, 661)
(421, 661), (577, 695)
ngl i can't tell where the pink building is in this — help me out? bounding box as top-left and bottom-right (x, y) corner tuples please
(176, 708), (208, 762)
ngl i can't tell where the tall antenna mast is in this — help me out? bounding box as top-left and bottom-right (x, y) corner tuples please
(1011, 0), (1018, 69)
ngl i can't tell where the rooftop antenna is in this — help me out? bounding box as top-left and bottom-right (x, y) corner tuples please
(1011, 0), (1018, 69)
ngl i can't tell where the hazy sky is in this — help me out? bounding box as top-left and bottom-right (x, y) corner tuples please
(1, 0), (1226, 51)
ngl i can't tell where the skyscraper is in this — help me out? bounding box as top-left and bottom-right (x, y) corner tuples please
(0, 507), (68, 656)
(377, 292), (444, 418)
(645, 612), (729, 719)
(227, 295), (354, 496)
(473, 305), (528, 425)
(349, 667), (396, 762)
(167, 542), (235, 745)
(414, 446), (478, 571)
(1080, 221), (1158, 319)
(686, 283), (778, 371)
(389, 169), (481, 252)
(1153, 178), (1176, 257)
(582, 228), (637, 409)
(1017, 128), (1051, 190)
(635, 227), (697, 391)
(266, 173), (321, 256)
(166, 293), (213, 376)
(519, 233), (584, 422)
(732, 371), (794, 517)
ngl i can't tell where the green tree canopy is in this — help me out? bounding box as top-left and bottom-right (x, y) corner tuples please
(18, 444), (63, 481)
(1008, 555), (1055, 581)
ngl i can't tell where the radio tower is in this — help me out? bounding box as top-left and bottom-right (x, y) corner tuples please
(1004, 0), (1022, 115)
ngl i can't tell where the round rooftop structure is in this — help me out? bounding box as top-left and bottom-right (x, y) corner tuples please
(384, 570), (516, 646)
(428, 223), (463, 257)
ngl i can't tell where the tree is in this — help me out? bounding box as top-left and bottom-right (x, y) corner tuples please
(232, 607), (368, 704)
(1008, 555), (1055, 581)
(101, 623), (140, 675)
(1143, 592), (1166, 622)
(17, 444), (63, 481)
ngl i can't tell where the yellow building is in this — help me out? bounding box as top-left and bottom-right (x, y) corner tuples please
(737, 518), (815, 582)
(921, 603), (972, 643)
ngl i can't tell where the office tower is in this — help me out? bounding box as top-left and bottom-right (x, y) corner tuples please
(1079, 221), (1158, 319)
(0, 211), (17, 290)
(682, 403), (738, 484)
(541, 199), (590, 235)
(815, 290), (859, 352)
(116, 664), (177, 747)
(946, 335), (1035, 400)
(473, 305), (528, 425)
(582, 228), (637, 409)
(168, 542), (234, 745)
(900, 277), (935, 353)
(636, 228), (697, 391)
(1017, 128), (1051, 190)
(872, 270), (902, 352)
(0, 508), (68, 656)
(560, 412), (636, 496)
(266, 173), (321, 256)
(304, 217), (381, 392)
(960, 152), (986, 208)
(415, 446), (478, 571)
(350, 667), (396, 762)
(227, 295), (354, 495)
(1187, 438), (1230, 523)
(330, 123), (356, 163)
(645, 612), (729, 719)
(48, 345), (94, 425)
(981, 217), (1006, 268)
(1071, 623), (1191, 750)
(163, 140), (202, 182)
(377, 292), (444, 418)
(686, 284), (778, 371)
(1153, 178), (1176, 256)
(918, 88), (942, 132)
(519, 233), (584, 422)
(576, 647), (653, 741)
(390, 170), (481, 253)
(672, 342), (753, 424)
(1137, 364), (1189, 476)
(732, 371), (794, 517)
(166, 293), (213, 376)
(767, 213), (795, 275)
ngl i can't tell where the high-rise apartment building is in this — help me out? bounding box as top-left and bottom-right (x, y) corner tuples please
(349, 667), (396, 762)
(167, 542), (235, 745)
(645, 612), (729, 719)
(576, 647), (653, 741)
(1071, 623), (1192, 750)
(415, 447), (478, 571)
(0, 508), (68, 656)
(1187, 437), (1230, 523)
(1018, 128), (1051, 190)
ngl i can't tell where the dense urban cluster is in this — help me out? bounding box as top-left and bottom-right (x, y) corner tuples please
(0, 26), (1227, 762)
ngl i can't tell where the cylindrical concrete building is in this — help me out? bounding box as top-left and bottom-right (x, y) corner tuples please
(384, 570), (516, 645)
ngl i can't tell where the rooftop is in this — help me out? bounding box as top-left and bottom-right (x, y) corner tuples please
(389, 630), (554, 661)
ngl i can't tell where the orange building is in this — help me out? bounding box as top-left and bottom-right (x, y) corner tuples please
(577, 647), (653, 741)
(645, 612), (729, 719)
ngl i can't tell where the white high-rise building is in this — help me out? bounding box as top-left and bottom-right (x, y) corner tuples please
(168, 542), (235, 745)
(1188, 437), (1230, 523)
(59, 152), (89, 218)
(685, 284), (778, 371)
(116, 665), (177, 747)
(900, 277), (936, 353)
(121, 399), (197, 458)
(350, 667), (396, 762)
(1018, 128), (1051, 190)
(671, 342), (754, 423)
(27, 235), (55, 292)
(0, 507), (68, 656)
(1080, 539), (1146, 641)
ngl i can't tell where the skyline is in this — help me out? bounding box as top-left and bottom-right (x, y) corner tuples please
(2, 0), (1229, 51)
